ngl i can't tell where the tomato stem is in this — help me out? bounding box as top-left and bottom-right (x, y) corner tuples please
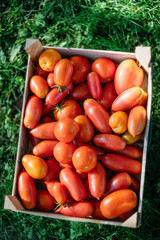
(52, 85), (70, 94)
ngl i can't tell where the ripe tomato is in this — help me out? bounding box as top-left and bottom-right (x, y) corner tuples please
(29, 75), (49, 98)
(99, 82), (117, 110)
(76, 142), (105, 156)
(72, 146), (97, 173)
(47, 72), (55, 88)
(53, 141), (76, 164)
(87, 72), (102, 101)
(83, 178), (93, 200)
(54, 118), (80, 143)
(74, 115), (95, 143)
(109, 111), (128, 134)
(100, 189), (137, 219)
(41, 116), (54, 124)
(18, 171), (36, 210)
(42, 102), (54, 116)
(46, 180), (68, 204)
(83, 99), (112, 134)
(91, 57), (116, 83)
(114, 59), (144, 95)
(109, 144), (142, 159)
(119, 210), (134, 220)
(59, 162), (75, 170)
(77, 171), (88, 180)
(54, 59), (73, 87)
(34, 64), (48, 79)
(24, 95), (42, 129)
(42, 157), (60, 183)
(122, 130), (143, 144)
(53, 99), (81, 121)
(70, 82), (91, 100)
(39, 49), (62, 72)
(138, 91), (148, 107)
(70, 56), (91, 84)
(36, 190), (55, 211)
(32, 140), (58, 158)
(28, 129), (41, 146)
(91, 199), (106, 219)
(129, 175), (140, 192)
(30, 122), (57, 139)
(59, 168), (86, 201)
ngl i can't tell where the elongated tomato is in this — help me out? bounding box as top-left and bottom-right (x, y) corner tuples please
(46, 180), (68, 204)
(30, 122), (56, 139)
(99, 82), (117, 110)
(42, 157), (60, 183)
(109, 145), (142, 159)
(36, 190), (55, 211)
(87, 72), (102, 101)
(33, 140), (58, 158)
(70, 82), (91, 100)
(29, 75), (49, 98)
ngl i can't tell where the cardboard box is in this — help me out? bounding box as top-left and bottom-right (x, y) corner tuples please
(4, 39), (152, 228)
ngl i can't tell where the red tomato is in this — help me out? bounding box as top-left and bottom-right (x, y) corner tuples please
(74, 115), (95, 143)
(91, 199), (106, 219)
(129, 175), (140, 192)
(70, 56), (91, 84)
(30, 122), (57, 139)
(24, 95), (42, 129)
(34, 64), (49, 79)
(87, 72), (102, 101)
(42, 102), (54, 116)
(39, 49), (62, 72)
(100, 154), (142, 174)
(70, 82), (91, 100)
(33, 140), (58, 158)
(76, 142), (105, 156)
(46, 180), (68, 204)
(55, 201), (93, 218)
(100, 189), (137, 219)
(41, 116), (54, 124)
(36, 190), (55, 211)
(109, 144), (142, 159)
(83, 178), (93, 200)
(18, 171), (36, 210)
(119, 210), (134, 220)
(47, 72), (55, 88)
(88, 162), (106, 200)
(59, 168), (86, 201)
(53, 141), (76, 164)
(114, 59), (144, 95)
(28, 129), (41, 146)
(99, 82), (117, 110)
(83, 98), (112, 134)
(93, 134), (126, 151)
(29, 75), (49, 98)
(54, 118), (80, 143)
(59, 162), (75, 170)
(91, 58), (116, 83)
(53, 99), (81, 121)
(42, 157), (60, 183)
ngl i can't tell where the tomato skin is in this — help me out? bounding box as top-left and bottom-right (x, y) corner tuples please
(88, 162), (106, 200)
(77, 171), (88, 180)
(53, 141), (76, 164)
(91, 199), (106, 219)
(74, 115), (95, 143)
(59, 168), (86, 201)
(55, 201), (93, 218)
(93, 134), (126, 151)
(24, 95), (42, 129)
(70, 82), (91, 100)
(29, 75), (49, 98)
(36, 190), (55, 211)
(39, 49), (62, 72)
(54, 118), (80, 143)
(54, 59), (73, 87)
(109, 144), (142, 159)
(41, 116), (54, 124)
(87, 72), (102, 101)
(34, 64), (49, 79)
(18, 171), (36, 210)
(76, 142), (105, 156)
(91, 58), (116, 83)
(99, 82), (117, 110)
(33, 140), (58, 158)
(129, 175), (140, 192)
(42, 157), (60, 183)
(59, 162), (75, 170)
(114, 59), (144, 95)
(28, 129), (41, 146)
(100, 154), (142, 175)
(30, 122), (56, 139)
(46, 180), (68, 204)
(109, 111), (128, 134)
(22, 154), (48, 179)
(122, 130), (143, 144)
(83, 178), (93, 199)
(83, 99), (112, 134)
(100, 189), (137, 219)
(42, 102), (54, 116)
(45, 82), (74, 106)
(53, 99), (81, 121)
(128, 106), (147, 137)
(70, 56), (91, 84)
(119, 210), (134, 220)
(47, 72), (55, 88)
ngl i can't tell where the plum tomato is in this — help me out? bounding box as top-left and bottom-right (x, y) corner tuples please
(87, 72), (102, 101)
(36, 190), (55, 211)
(29, 75), (49, 98)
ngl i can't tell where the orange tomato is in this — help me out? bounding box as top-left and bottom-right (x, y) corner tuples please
(53, 141), (76, 164)
(36, 190), (55, 211)
(109, 111), (128, 134)
(122, 130), (143, 144)
(30, 122), (57, 139)
(32, 140), (58, 158)
(91, 199), (106, 219)
(39, 49), (62, 72)
(29, 75), (49, 98)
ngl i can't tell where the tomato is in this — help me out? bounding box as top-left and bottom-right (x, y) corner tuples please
(53, 141), (76, 164)
(114, 59), (144, 95)
(42, 157), (60, 183)
(83, 99), (112, 134)
(39, 49), (62, 72)
(46, 180), (68, 204)
(70, 82), (91, 100)
(119, 210), (134, 220)
(138, 91), (148, 107)
(36, 190), (55, 211)
(29, 75), (49, 98)
(28, 129), (41, 146)
(54, 118), (80, 143)
(91, 58), (116, 83)
(109, 144), (142, 159)
(100, 154), (142, 174)
(100, 189), (137, 219)
(59, 168), (86, 201)
(87, 72), (102, 101)
(91, 199), (106, 219)
(128, 106), (147, 137)
(47, 72), (55, 88)
(30, 122), (56, 139)
(45, 82), (74, 106)
(74, 115), (94, 143)
(99, 82), (117, 110)
(88, 162), (106, 200)
(70, 56), (91, 84)
(18, 171), (36, 210)
(93, 134), (126, 151)
(129, 175), (140, 192)
(76, 142), (105, 156)
(34, 64), (49, 79)
(22, 154), (48, 179)
(41, 116), (54, 124)
(109, 111), (128, 134)
(72, 146), (97, 173)
(122, 130), (143, 144)
(77, 171), (88, 180)
(59, 162), (75, 170)
(54, 59), (73, 87)
(83, 178), (93, 199)
(24, 95), (42, 129)
(33, 140), (58, 158)
(53, 99), (81, 121)
(55, 201), (93, 217)
(42, 102), (54, 116)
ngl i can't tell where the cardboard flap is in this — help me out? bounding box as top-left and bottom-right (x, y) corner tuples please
(135, 46), (151, 72)
(121, 212), (138, 228)
(4, 195), (25, 211)
(25, 39), (44, 64)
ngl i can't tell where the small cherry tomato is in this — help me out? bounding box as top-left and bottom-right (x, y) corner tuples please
(47, 72), (55, 88)
(34, 64), (48, 79)
(42, 157), (60, 183)
(39, 49), (62, 72)
(87, 72), (102, 101)
(99, 82), (117, 110)
(46, 180), (68, 204)
(53, 141), (76, 164)
(122, 130), (143, 144)
(30, 122), (57, 139)
(109, 111), (128, 134)
(70, 82), (91, 100)
(29, 75), (49, 98)
(36, 190), (55, 211)
(32, 140), (58, 158)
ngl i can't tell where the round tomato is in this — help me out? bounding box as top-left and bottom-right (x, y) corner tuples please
(46, 180), (68, 204)
(109, 111), (128, 134)
(87, 72), (102, 101)
(36, 190), (55, 211)
(33, 140), (58, 158)
(39, 49), (62, 72)
(99, 82), (117, 110)
(70, 82), (91, 100)
(34, 64), (48, 79)
(53, 141), (76, 164)
(42, 157), (60, 183)
(47, 72), (55, 88)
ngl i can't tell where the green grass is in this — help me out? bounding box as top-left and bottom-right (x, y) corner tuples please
(0, 0), (160, 239)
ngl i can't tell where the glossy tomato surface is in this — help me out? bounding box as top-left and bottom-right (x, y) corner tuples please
(70, 82), (91, 100)
(47, 72), (55, 87)
(87, 72), (102, 101)
(29, 75), (49, 98)
(34, 64), (48, 79)
(46, 180), (68, 204)
(42, 157), (60, 183)
(109, 111), (128, 134)
(99, 82), (117, 110)
(53, 141), (76, 164)
(36, 190), (55, 211)
(30, 122), (57, 139)
(39, 49), (62, 72)
(33, 140), (58, 158)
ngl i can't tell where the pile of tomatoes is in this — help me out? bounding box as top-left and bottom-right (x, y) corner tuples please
(17, 48), (148, 220)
